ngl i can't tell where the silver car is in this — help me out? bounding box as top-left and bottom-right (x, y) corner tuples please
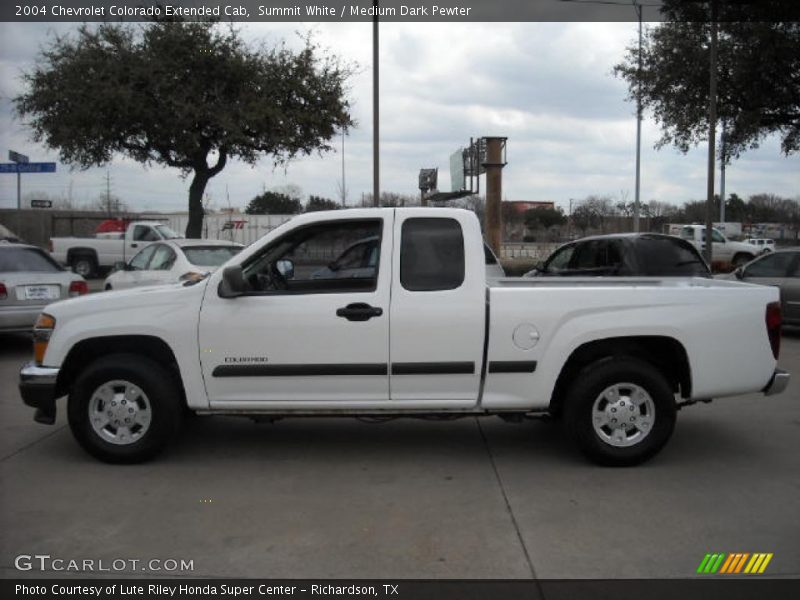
(720, 249), (800, 326)
(0, 241), (88, 332)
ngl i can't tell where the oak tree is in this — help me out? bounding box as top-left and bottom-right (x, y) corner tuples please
(15, 21), (353, 237)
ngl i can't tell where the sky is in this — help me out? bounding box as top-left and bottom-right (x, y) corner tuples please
(0, 21), (797, 215)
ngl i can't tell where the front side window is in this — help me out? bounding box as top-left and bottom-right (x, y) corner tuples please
(129, 245), (157, 270)
(133, 225), (160, 242)
(400, 218), (465, 292)
(243, 220), (382, 294)
(544, 244), (575, 273)
(149, 245), (176, 271)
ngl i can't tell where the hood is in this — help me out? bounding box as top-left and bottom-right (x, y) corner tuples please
(44, 278), (208, 321)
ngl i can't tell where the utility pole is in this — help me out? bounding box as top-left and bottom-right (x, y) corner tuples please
(704, 0), (719, 265)
(372, 0), (380, 207)
(341, 129), (347, 207)
(483, 137), (507, 255)
(719, 120), (726, 223)
(105, 171), (112, 214)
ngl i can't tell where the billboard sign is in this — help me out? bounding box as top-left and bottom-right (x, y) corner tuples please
(450, 149), (465, 192)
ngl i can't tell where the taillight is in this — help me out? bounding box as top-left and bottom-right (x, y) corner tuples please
(766, 302), (782, 360)
(68, 280), (89, 297)
(0, 282), (7, 300)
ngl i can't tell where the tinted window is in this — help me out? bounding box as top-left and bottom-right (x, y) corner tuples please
(243, 220), (381, 293)
(745, 252), (796, 278)
(183, 246), (241, 267)
(129, 245), (157, 270)
(401, 218), (464, 291)
(133, 225), (160, 242)
(0, 247), (62, 272)
(635, 237), (710, 276)
(571, 240), (624, 271)
(155, 224), (181, 239)
(484, 243), (498, 265)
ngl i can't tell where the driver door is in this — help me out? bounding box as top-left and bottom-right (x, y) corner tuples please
(198, 215), (392, 408)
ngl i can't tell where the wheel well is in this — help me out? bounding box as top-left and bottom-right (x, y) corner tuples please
(56, 335), (186, 405)
(549, 336), (691, 416)
(66, 248), (98, 265)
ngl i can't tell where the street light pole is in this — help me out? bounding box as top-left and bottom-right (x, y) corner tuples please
(372, 0), (380, 207)
(704, 0), (719, 265)
(633, 0), (643, 233)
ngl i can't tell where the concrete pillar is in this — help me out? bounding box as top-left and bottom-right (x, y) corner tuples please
(483, 137), (507, 255)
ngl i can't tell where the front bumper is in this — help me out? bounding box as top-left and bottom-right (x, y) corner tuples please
(19, 363), (60, 424)
(763, 369), (790, 396)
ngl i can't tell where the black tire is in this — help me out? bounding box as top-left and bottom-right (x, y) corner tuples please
(104, 284), (112, 291)
(68, 354), (183, 463)
(563, 357), (676, 466)
(71, 255), (96, 278)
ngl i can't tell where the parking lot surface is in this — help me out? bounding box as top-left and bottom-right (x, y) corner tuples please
(1, 315), (798, 579)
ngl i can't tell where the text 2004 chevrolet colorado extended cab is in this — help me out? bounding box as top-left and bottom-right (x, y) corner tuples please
(19, 208), (789, 465)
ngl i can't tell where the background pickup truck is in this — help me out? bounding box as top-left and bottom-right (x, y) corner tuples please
(20, 208), (789, 466)
(49, 221), (183, 277)
(678, 224), (757, 267)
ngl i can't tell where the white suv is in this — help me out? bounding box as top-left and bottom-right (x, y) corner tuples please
(744, 238), (776, 254)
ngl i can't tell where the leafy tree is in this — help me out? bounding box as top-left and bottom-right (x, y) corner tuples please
(614, 1), (800, 158)
(15, 21), (353, 237)
(306, 195), (340, 212)
(245, 191), (302, 215)
(524, 207), (566, 231)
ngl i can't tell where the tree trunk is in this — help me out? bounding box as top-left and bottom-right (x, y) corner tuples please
(186, 170), (210, 239)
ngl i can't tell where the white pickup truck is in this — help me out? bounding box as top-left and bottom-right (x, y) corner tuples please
(678, 224), (757, 267)
(19, 208), (789, 466)
(49, 221), (183, 278)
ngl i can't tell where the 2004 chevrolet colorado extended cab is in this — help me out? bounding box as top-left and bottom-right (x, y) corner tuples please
(19, 208), (790, 465)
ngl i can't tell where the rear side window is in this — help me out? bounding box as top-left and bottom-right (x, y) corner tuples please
(401, 218), (465, 291)
(636, 237), (710, 276)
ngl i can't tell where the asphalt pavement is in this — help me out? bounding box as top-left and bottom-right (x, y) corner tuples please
(0, 305), (798, 580)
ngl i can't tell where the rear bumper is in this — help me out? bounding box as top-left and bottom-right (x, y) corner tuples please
(0, 305), (45, 332)
(763, 369), (790, 396)
(19, 363), (60, 424)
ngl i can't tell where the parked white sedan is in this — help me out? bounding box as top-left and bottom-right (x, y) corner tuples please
(103, 239), (243, 291)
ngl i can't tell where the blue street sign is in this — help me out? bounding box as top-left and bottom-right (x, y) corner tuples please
(0, 162), (56, 173)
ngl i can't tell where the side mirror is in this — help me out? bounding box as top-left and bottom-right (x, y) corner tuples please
(327, 261), (341, 272)
(218, 265), (247, 298)
(113, 261), (127, 272)
(276, 259), (295, 280)
(734, 267), (744, 280)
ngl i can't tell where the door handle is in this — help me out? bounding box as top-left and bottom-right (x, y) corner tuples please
(131, 243), (138, 248)
(336, 303), (383, 322)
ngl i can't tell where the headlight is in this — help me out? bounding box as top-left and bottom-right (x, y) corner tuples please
(33, 313), (56, 365)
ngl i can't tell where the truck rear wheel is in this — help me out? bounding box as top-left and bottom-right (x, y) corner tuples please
(563, 357), (676, 466)
(68, 354), (182, 463)
(71, 255), (96, 278)
(732, 253), (754, 267)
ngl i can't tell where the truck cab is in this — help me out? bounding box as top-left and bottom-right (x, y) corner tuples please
(678, 225), (756, 267)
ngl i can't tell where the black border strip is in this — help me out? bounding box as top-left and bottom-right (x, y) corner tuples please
(391, 362), (475, 375)
(488, 361), (538, 374)
(212, 364), (388, 377)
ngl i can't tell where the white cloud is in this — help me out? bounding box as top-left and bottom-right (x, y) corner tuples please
(0, 21), (797, 215)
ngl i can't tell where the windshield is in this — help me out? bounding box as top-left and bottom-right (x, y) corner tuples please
(0, 247), (63, 273)
(155, 224), (183, 239)
(182, 246), (241, 267)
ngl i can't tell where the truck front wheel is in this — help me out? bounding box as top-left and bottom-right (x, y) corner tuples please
(563, 357), (676, 466)
(68, 354), (182, 463)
